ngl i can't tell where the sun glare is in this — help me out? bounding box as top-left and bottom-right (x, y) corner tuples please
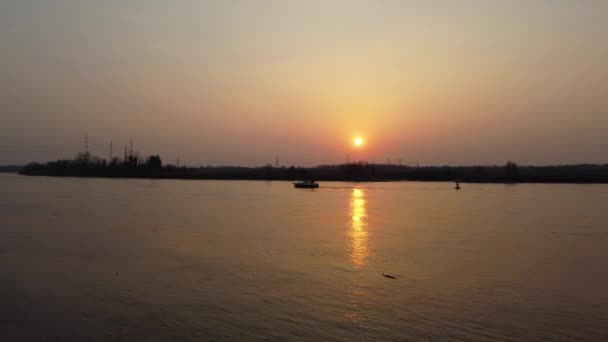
(354, 137), (364, 147)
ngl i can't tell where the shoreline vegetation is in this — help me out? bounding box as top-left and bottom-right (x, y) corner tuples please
(14, 153), (608, 183)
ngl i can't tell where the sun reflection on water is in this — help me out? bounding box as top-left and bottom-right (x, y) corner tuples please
(350, 188), (369, 267)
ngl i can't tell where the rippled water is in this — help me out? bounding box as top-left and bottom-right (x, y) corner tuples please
(1, 173), (608, 341)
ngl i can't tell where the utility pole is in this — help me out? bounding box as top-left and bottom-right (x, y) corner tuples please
(109, 141), (113, 161)
(85, 135), (89, 154)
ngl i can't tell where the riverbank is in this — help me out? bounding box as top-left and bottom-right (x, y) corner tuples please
(18, 162), (608, 183)
(0, 165), (22, 173)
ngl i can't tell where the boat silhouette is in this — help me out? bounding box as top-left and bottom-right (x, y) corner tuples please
(293, 180), (319, 188)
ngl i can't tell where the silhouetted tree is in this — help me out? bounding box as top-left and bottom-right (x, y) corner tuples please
(125, 154), (138, 167)
(109, 157), (121, 167)
(146, 155), (162, 169)
(263, 163), (273, 179)
(75, 152), (91, 165)
(505, 161), (518, 180)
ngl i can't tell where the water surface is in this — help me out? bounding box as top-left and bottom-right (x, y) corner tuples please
(1, 174), (607, 341)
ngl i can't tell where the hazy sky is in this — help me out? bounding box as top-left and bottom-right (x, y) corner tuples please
(1, 0), (607, 166)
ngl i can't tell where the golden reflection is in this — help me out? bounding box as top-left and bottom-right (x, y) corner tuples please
(350, 188), (369, 267)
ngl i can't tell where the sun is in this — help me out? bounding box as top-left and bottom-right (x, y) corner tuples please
(353, 136), (364, 147)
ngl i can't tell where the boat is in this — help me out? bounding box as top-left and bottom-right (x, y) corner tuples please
(293, 180), (319, 188)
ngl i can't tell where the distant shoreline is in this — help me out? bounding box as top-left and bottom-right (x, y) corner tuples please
(15, 174), (608, 184)
(0, 165), (22, 173)
(17, 161), (608, 184)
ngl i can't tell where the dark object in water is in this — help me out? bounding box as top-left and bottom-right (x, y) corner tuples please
(382, 273), (397, 279)
(455, 181), (461, 190)
(293, 180), (319, 188)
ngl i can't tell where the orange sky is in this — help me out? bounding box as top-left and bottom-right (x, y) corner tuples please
(1, 1), (607, 166)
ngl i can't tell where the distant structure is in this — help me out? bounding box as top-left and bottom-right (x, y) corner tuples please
(123, 139), (139, 166)
(275, 155), (279, 168)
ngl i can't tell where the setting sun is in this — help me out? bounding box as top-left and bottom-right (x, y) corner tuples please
(354, 137), (364, 147)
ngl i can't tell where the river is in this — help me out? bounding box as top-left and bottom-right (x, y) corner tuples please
(1, 174), (607, 341)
